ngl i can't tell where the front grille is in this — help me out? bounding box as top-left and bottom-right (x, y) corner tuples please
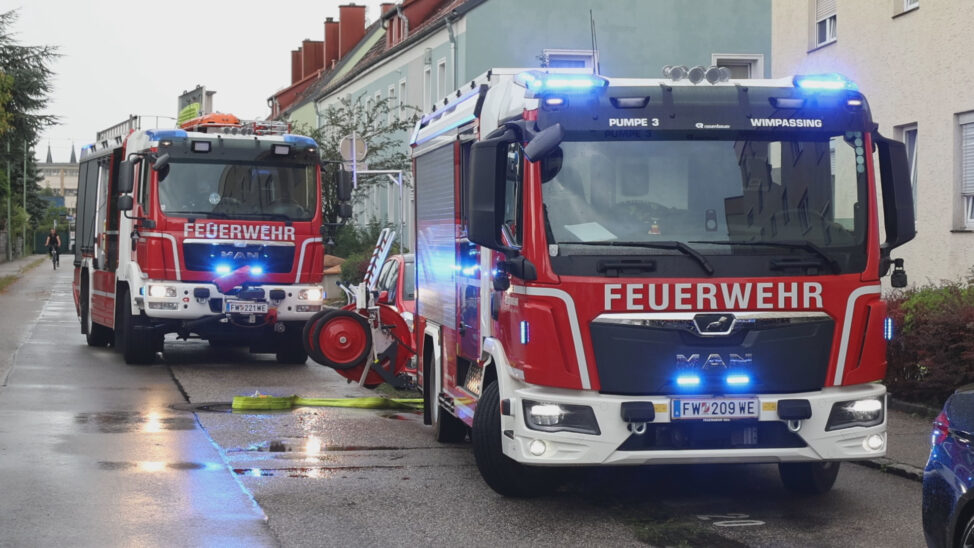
(183, 242), (294, 273)
(590, 313), (834, 395)
(617, 421), (806, 451)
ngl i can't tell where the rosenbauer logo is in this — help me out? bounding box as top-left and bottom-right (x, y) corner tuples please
(750, 118), (823, 128)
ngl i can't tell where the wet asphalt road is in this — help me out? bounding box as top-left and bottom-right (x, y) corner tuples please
(1, 265), (925, 547)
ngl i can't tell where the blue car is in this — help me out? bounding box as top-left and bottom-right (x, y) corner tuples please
(923, 384), (974, 547)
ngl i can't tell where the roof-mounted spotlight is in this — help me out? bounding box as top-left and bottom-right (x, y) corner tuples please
(662, 65), (689, 81)
(687, 66), (706, 84)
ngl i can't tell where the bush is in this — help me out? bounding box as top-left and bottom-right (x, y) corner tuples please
(886, 274), (974, 406)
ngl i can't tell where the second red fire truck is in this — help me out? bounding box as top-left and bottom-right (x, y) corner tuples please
(400, 67), (915, 497)
(73, 114), (327, 364)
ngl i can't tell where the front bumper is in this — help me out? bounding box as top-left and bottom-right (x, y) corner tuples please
(134, 280), (324, 322)
(494, 351), (887, 467)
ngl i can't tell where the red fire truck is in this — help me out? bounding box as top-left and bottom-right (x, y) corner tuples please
(406, 68), (915, 497)
(73, 114), (326, 365)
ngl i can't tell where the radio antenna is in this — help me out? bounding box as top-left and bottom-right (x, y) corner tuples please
(589, 10), (599, 75)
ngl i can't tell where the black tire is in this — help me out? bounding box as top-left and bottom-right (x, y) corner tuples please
(472, 381), (557, 497)
(310, 310), (371, 370)
(276, 328), (309, 364)
(425, 349), (467, 442)
(116, 288), (155, 365)
(81, 277), (112, 347)
(959, 512), (974, 548)
(778, 461), (840, 494)
(303, 309), (336, 365)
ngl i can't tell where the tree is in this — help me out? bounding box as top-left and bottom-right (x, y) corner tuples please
(293, 94), (418, 228)
(0, 9), (59, 246)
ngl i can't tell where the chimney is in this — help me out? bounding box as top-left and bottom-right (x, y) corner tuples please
(291, 50), (302, 84)
(301, 39), (324, 77)
(338, 3), (366, 60)
(323, 17), (339, 69)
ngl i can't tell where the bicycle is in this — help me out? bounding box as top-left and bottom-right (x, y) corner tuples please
(49, 246), (59, 269)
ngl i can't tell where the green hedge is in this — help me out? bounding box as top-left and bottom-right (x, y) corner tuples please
(886, 275), (974, 406)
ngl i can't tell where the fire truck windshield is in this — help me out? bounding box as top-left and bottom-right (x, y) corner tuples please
(541, 132), (868, 275)
(158, 159), (316, 221)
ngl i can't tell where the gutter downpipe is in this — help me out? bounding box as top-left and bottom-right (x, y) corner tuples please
(445, 11), (458, 90)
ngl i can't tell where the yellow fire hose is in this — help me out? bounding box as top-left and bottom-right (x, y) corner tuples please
(231, 392), (423, 411)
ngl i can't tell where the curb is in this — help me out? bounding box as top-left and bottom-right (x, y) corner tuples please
(853, 457), (924, 483)
(888, 396), (941, 419)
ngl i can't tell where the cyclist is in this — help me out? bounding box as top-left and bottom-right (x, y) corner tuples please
(44, 228), (61, 268)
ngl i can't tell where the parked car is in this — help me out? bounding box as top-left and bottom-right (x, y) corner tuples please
(923, 384), (974, 547)
(375, 253), (415, 317)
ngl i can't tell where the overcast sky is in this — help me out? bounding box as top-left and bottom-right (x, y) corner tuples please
(1, 0), (387, 163)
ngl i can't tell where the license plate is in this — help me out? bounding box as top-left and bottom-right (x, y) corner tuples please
(226, 301), (268, 314)
(671, 398), (759, 420)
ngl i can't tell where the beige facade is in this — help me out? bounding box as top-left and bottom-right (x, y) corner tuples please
(38, 162), (79, 216)
(772, 0), (974, 285)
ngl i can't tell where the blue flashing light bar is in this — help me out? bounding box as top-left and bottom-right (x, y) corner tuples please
(676, 374), (701, 387)
(215, 264), (231, 275)
(793, 73), (858, 91)
(884, 317), (894, 341)
(520, 320), (530, 344)
(145, 128), (188, 142)
(283, 134), (317, 148)
(726, 374), (751, 386)
(250, 265), (264, 276)
(515, 71), (609, 95)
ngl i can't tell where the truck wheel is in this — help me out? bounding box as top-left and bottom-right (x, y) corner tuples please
(425, 351), (467, 442)
(81, 277), (112, 347)
(276, 329), (309, 364)
(778, 461), (840, 494)
(472, 380), (556, 497)
(116, 288), (155, 365)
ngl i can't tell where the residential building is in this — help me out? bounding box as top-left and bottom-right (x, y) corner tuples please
(272, 0), (773, 246)
(772, 0), (974, 284)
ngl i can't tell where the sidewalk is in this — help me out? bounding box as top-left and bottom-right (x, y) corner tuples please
(0, 253), (48, 280)
(858, 404), (937, 481)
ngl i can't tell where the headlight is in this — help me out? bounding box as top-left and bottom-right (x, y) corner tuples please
(298, 288), (323, 301)
(147, 285), (177, 298)
(826, 397), (884, 431)
(522, 400), (600, 435)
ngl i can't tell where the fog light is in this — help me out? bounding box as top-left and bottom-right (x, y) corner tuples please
(528, 439), (547, 456)
(865, 434), (885, 451)
(826, 397), (885, 431)
(523, 400), (600, 435)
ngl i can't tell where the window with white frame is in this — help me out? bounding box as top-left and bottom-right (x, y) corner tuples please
(961, 113), (974, 228)
(814, 0), (837, 47)
(711, 53), (765, 79)
(399, 79), (407, 121)
(436, 59), (446, 104)
(423, 66), (431, 112)
(901, 125), (918, 215)
(542, 48), (597, 70)
(388, 86), (395, 125)
(374, 91), (382, 126)
(894, 0), (918, 16)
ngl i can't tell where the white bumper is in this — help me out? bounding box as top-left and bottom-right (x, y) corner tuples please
(133, 279), (325, 321)
(488, 341), (887, 467)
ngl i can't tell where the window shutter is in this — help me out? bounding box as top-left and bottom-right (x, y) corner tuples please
(962, 123), (974, 195)
(816, 0), (837, 20)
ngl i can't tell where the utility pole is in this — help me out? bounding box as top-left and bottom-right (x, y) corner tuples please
(22, 140), (28, 257)
(5, 141), (10, 261)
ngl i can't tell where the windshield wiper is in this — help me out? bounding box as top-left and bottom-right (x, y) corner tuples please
(234, 213), (293, 223)
(570, 240), (715, 275)
(689, 240), (841, 274)
(168, 211), (228, 219)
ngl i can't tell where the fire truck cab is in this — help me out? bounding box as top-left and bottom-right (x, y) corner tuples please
(73, 116), (326, 364)
(409, 68), (915, 497)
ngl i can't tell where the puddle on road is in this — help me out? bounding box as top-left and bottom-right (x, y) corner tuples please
(97, 461), (224, 472)
(233, 465), (406, 478)
(74, 411), (197, 433)
(231, 438), (411, 454)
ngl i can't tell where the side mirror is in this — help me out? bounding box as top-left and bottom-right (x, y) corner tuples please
(335, 170), (353, 202)
(467, 127), (517, 253)
(117, 160), (135, 194)
(875, 134), (916, 251)
(152, 153), (170, 172)
(117, 195), (134, 211)
(523, 123), (564, 162)
(338, 203), (353, 219)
